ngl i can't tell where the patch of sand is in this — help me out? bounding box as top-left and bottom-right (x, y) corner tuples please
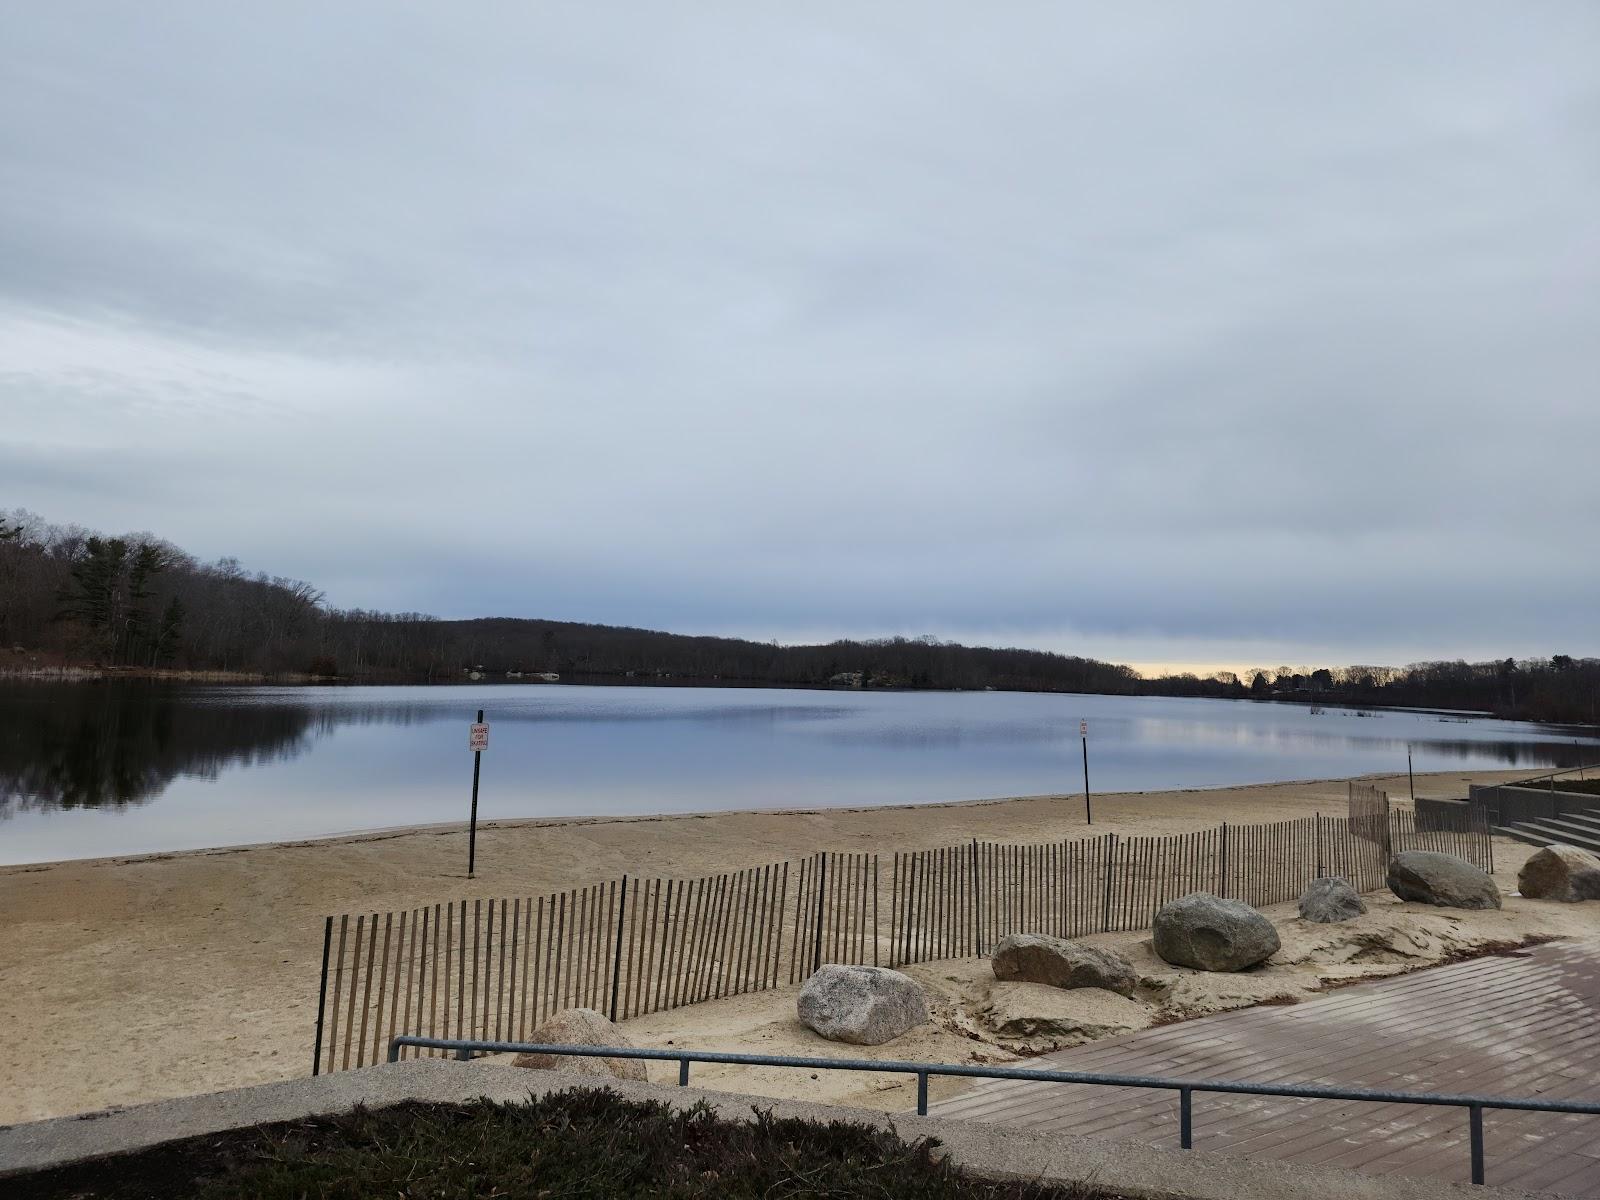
(0, 767), (1588, 1126)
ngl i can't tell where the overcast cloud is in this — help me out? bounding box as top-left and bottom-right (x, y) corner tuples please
(2, 3), (1596, 671)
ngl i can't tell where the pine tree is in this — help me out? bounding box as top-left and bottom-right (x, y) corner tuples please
(154, 597), (185, 663)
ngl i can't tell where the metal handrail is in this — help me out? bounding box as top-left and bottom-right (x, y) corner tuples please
(1507, 761), (1599, 790)
(386, 1036), (1600, 1186)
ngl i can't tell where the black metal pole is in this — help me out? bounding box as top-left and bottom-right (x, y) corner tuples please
(1082, 733), (1092, 825)
(312, 915), (332, 1076)
(609, 876), (628, 1022)
(970, 837), (980, 955)
(1407, 745), (1415, 801)
(469, 708), (483, 879)
(812, 853), (828, 973)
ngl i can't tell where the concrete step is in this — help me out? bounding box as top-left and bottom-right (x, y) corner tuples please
(1549, 810), (1600, 833)
(1499, 821), (1600, 855)
(1495, 823), (1553, 848)
(1525, 816), (1600, 848)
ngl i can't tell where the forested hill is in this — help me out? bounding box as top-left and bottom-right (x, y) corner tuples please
(0, 510), (1136, 692)
(418, 618), (1142, 693)
(2, 508), (1597, 722)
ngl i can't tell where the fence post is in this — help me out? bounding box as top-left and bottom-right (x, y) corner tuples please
(1101, 834), (1117, 932)
(1219, 824), (1229, 896)
(970, 839), (981, 955)
(312, 915), (332, 1076)
(812, 853), (828, 973)
(609, 876), (628, 1022)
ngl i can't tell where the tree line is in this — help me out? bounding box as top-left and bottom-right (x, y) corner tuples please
(2, 508), (1595, 723)
(1144, 658), (1600, 725)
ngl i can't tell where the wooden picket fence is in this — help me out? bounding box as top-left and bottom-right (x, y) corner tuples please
(312, 808), (1492, 1074)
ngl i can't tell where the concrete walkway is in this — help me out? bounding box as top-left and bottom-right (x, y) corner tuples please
(928, 938), (1600, 1196)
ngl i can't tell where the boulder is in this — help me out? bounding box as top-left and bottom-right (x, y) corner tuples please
(1518, 845), (1600, 903)
(797, 964), (928, 1045)
(511, 1008), (646, 1081)
(1152, 892), (1280, 972)
(1298, 876), (1367, 924)
(1387, 851), (1501, 910)
(990, 933), (1138, 997)
(979, 982), (1152, 1043)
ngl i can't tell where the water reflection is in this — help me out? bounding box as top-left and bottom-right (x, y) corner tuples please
(2, 681), (1597, 863)
(0, 682), (316, 816)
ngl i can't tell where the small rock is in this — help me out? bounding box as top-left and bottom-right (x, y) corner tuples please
(797, 964), (928, 1045)
(990, 933), (1138, 996)
(1298, 876), (1366, 924)
(1152, 892), (1280, 972)
(510, 1008), (646, 1081)
(980, 982), (1151, 1043)
(1387, 851), (1501, 910)
(1517, 845), (1600, 903)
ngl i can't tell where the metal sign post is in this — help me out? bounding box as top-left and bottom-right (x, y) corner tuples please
(1407, 744), (1415, 801)
(468, 710), (488, 878)
(1081, 718), (1092, 825)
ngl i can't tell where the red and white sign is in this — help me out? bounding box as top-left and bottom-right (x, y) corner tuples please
(469, 722), (489, 752)
(1080, 719), (1088, 737)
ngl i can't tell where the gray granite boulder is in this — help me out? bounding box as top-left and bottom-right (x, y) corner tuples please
(511, 1008), (646, 1080)
(990, 933), (1138, 997)
(1517, 844), (1600, 902)
(1152, 892), (1280, 972)
(1298, 876), (1367, 924)
(797, 964), (928, 1045)
(1387, 850), (1501, 910)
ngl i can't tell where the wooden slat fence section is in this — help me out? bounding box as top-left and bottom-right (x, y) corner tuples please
(313, 809), (1493, 1072)
(1392, 805), (1494, 873)
(1349, 782), (1391, 842)
(788, 852), (880, 980)
(1317, 814), (1390, 893)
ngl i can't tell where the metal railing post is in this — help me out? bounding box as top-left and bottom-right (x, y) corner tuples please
(916, 1070), (929, 1116)
(1179, 1087), (1193, 1149)
(1470, 1104), (1485, 1185)
(678, 1058), (690, 1087)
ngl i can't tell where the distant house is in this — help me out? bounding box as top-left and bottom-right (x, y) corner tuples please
(535, 671), (560, 682)
(829, 671), (864, 687)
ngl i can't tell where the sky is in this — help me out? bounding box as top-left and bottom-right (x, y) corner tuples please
(2, 3), (1596, 676)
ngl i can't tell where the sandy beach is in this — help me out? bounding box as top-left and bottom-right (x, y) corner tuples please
(1, 767), (1590, 1127)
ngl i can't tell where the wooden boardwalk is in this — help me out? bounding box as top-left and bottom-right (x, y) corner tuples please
(928, 939), (1600, 1195)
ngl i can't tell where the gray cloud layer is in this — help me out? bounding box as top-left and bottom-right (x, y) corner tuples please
(3, 3), (1596, 668)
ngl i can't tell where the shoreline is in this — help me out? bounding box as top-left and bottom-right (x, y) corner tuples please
(0, 767), (1584, 1127)
(0, 767), (1523, 873)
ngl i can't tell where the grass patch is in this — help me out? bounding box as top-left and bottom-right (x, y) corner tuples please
(11, 1087), (1127, 1199)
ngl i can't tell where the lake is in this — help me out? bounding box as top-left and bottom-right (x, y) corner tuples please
(2, 680), (1596, 864)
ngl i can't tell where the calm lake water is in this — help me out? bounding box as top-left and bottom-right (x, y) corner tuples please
(2, 680), (1597, 864)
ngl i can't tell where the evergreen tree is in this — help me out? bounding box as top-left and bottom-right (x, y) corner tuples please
(154, 596), (185, 663)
